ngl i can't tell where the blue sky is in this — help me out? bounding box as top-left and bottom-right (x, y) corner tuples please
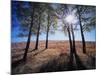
(11, 19), (96, 43)
(11, 29), (96, 43)
(11, 1), (96, 43)
(11, 15), (96, 42)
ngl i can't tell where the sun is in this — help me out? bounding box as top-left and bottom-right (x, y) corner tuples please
(65, 15), (74, 24)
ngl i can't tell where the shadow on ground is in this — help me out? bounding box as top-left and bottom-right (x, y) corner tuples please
(39, 53), (90, 72)
(11, 50), (96, 74)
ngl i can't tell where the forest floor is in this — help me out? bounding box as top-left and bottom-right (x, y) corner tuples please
(11, 41), (96, 74)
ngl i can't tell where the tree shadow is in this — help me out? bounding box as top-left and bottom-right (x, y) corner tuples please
(74, 53), (86, 70)
(12, 48), (25, 50)
(39, 52), (87, 73)
(39, 55), (68, 72)
(28, 48), (37, 52)
(67, 48), (87, 70)
(11, 59), (25, 69)
(31, 48), (46, 56)
(67, 53), (76, 71)
(28, 48), (46, 53)
(12, 48), (46, 69)
(85, 53), (96, 69)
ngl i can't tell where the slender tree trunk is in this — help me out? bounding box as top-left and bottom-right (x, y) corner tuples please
(71, 24), (76, 54)
(45, 25), (49, 49)
(23, 7), (34, 61)
(45, 12), (50, 49)
(77, 6), (86, 54)
(67, 26), (73, 55)
(67, 26), (74, 66)
(35, 25), (40, 50)
(35, 12), (41, 50)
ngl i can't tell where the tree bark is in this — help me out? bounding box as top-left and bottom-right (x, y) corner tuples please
(45, 25), (49, 49)
(67, 26), (73, 55)
(45, 11), (50, 49)
(71, 24), (76, 54)
(23, 6), (34, 61)
(67, 26), (74, 65)
(35, 11), (41, 50)
(77, 6), (86, 54)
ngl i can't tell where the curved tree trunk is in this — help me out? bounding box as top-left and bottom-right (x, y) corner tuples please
(67, 26), (73, 55)
(35, 24), (40, 50)
(45, 11), (50, 49)
(45, 25), (49, 49)
(67, 26), (73, 62)
(77, 6), (86, 54)
(79, 21), (86, 53)
(23, 7), (34, 61)
(71, 24), (76, 54)
(35, 11), (41, 50)
(67, 26), (74, 66)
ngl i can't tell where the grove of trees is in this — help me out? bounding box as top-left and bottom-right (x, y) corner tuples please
(12, 1), (96, 62)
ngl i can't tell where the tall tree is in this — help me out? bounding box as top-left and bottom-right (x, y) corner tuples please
(20, 3), (35, 61)
(63, 23), (73, 56)
(34, 3), (48, 50)
(76, 6), (86, 53)
(71, 24), (76, 54)
(39, 4), (58, 49)
(23, 5), (34, 61)
(12, 1), (39, 61)
(45, 10), (50, 49)
(54, 4), (74, 55)
(46, 4), (58, 49)
(34, 6), (41, 50)
(76, 5), (96, 53)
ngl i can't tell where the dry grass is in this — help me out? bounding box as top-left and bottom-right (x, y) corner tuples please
(11, 41), (96, 74)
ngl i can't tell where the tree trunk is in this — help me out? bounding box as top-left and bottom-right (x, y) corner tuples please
(23, 7), (34, 61)
(71, 24), (76, 54)
(67, 26), (74, 66)
(67, 26), (73, 55)
(35, 25), (40, 50)
(45, 25), (49, 49)
(35, 12), (41, 50)
(45, 12), (50, 49)
(77, 6), (86, 54)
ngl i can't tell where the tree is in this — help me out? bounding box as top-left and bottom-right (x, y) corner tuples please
(23, 5), (34, 61)
(70, 24), (76, 54)
(46, 4), (58, 49)
(76, 5), (96, 53)
(54, 4), (74, 55)
(12, 1), (40, 61)
(34, 4), (41, 50)
(34, 3), (50, 50)
(63, 22), (73, 55)
(39, 4), (58, 49)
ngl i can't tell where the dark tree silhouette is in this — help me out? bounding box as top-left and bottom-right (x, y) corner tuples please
(12, 1), (36, 61)
(45, 5), (57, 49)
(76, 5), (96, 53)
(23, 23), (33, 61)
(76, 6), (86, 53)
(34, 3), (46, 50)
(23, 3), (35, 61)
(45, 13), (50, 49)
(35, 12), (41, 50)
(67, 25), (73, 60)
(71, 24), (76, 54)
(12, 2), (44, 61)
(39, 4), (58, 49)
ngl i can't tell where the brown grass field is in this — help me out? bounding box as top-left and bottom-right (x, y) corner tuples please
(11, 40), (96, 74)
